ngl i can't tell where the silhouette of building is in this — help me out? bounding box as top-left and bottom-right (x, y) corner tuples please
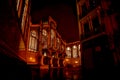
(76, 0), (120, 79)
(0, 0), (32, 80)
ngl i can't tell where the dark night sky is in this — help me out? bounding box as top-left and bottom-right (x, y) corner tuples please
(30, 0), (79, 43)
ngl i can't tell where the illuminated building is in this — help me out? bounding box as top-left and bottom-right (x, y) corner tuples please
(24, 16), (66, 69)
(1, 0), (120, 80)
(64, 41), (81, 68)
(0, 0), (80, 79)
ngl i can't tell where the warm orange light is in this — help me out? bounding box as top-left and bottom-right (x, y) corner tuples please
(75, 61), (78, 64)
(65, 58), (69, 61)
(29, 57), (36, 62)
(73, 45), (77, 49)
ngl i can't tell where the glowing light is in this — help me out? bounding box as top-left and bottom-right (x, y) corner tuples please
(16, 0), (20, 10)
(42, 29), (47, 36)
(29, 57), (36, 62)
(73, 45), (77, 49)
(75, 61), (78, 64)
(67, 47), (71, 50)
(65, 58), (69, 61)
(44, 52), (47, 56)
(29, 30), (38, 51)
(52, 55), (54, 57)
(78, 44), (80, 49)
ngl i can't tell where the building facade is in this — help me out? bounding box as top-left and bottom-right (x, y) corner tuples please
(0, 0), (32, 80)
(23, 16), (66, 69)
(65, 41), (81, 68)
(76, 0), (120, 79)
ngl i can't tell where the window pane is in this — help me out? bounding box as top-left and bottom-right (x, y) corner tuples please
(78, 44), (81, 57)
(42, 29), (48, 49)
(66, 47), (71, 58)
(29, 30), (38, 51)
(73, 45), (77, 58)
(51, 29), (55, 47)
(56, 38), (60, 50)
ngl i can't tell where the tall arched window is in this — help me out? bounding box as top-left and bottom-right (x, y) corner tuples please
(16, 0), (20, 10)
(72, 45), (77, 58)
(50, 29), (55, 48)
(29, 30), (38, 51)
(16, 0), (22, 17)
(66, 47), (71, 58)
(21, 0), (29, 33)
(78, 44), (81, 57)
(56, 37), (60, 50)
(42, 29), (48, 49)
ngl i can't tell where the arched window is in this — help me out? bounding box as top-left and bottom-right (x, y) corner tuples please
(16, 0), (22, 17)
(29, 30), (38, 51)
(50, 29), (55, 47)
(66, 47), (71, 58)
(72, 45), (77, 58)
(21, 0), (29, 33)
(56, 37), (60, 50)
(78, 44), (81, 57)
(42, 29), (48, 49)
(16, 0), (20, 10)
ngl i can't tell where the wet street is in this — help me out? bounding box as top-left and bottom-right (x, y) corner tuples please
(32, 68), (82, 80)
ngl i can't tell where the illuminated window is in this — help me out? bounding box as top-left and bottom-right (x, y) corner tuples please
(66, 47), (71, 58)
(16, 0), (20, 10)
(21, 0), (29, 33)
(42, 29), (48, 49)
(42, 29), (47, 36)
(16, 0), (23, 17)
(29, 30), (38, 51)
(50, 29), (55, 47)
(43, 52), (47, 56)
(72, 45), (77, 58)
(78, 44), (81, 57)
(56, 38), (61, 50)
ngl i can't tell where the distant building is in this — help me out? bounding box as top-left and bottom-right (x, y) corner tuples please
(64, 41), (81, 68)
